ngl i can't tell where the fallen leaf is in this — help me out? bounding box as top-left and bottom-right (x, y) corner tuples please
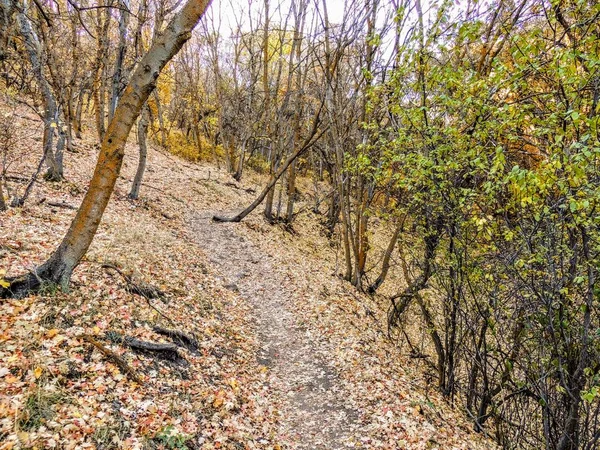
(46, 328), (59, 338)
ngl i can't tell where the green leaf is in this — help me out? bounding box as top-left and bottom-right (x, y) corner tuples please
(570, 200), (578, 212)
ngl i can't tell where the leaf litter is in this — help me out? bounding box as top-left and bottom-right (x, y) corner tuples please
(0, 105), (494, 449)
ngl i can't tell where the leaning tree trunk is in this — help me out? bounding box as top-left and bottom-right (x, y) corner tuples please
(2, 0), (213, 298)
(129, 104), (150, 200)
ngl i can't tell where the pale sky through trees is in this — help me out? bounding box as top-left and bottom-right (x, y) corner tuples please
(204, 0), (404, 73)
(212, 0), (348, 36)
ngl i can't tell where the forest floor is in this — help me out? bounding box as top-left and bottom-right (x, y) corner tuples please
(0, 106), (495, 449)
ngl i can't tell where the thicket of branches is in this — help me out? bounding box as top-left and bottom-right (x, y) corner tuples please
(1, 0), (600, 448)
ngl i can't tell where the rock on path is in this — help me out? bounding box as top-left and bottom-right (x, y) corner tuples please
(190, 214), (360, 449)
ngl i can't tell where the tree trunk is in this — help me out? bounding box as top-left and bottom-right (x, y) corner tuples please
(129, 104), (150, 199)
(0, 177), (6, 212)
(233, 137), (246, 181)
(388, 223), (441, 328)
(153, 90), (167, 147)
(285, 158), (297, 222)
(326, 189), (340, 233)
(93, 3), (111, 143)
(261, 0), (274, 221)
(283, 0), (306, 223)
(263, 168), (276, 221)
(2, 0), (213, 298)
(54, 124), (66, 176)
(11, 152), (46, 207)
(73, 88), (85, 138)
(368, 218), (403, 293)
(335, 148), (353, 281)
(65, 106), (74, 153)
(16, 4), (62, 182)
(109, 0), (130, 122)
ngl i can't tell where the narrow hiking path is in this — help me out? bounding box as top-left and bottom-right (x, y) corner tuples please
(191, 213), (361, 449)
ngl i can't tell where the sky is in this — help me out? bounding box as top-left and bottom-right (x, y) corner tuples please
(205, 0), (372, 37)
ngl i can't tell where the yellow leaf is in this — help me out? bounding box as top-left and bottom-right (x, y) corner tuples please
(34, 366), (43, 379)
(17, 431), (29, 443)
(0, 280), (9, 288)
(92, 326), (101, 335)
(213, 391), (225, 408)
(46, 329), (59, 339)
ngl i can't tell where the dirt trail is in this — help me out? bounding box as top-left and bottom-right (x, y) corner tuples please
(190, 213), (360, 449)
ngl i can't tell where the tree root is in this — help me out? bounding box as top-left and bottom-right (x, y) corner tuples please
(107, 330), (188, 365)
(1, 267), (54, 299)
(81, 334), (143, 384)
(38, 198), (78, 210)
(153, 326), (198, 352)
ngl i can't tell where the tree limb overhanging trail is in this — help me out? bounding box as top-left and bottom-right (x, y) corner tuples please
(191, 214), (360, 448)
(212, 100), (327, 223)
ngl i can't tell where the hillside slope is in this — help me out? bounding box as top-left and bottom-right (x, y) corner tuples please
(1, 110), (493, 449)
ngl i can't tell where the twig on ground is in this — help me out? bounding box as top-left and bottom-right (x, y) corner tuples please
(81, 334), (143, 384)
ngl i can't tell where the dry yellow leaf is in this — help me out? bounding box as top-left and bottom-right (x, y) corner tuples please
(45, 329), (59, 338)
(17, 431), (29, 443)
(34, 366), (43, 379)
(5, 375), (19, 383)
(213, 391), (225, 408)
